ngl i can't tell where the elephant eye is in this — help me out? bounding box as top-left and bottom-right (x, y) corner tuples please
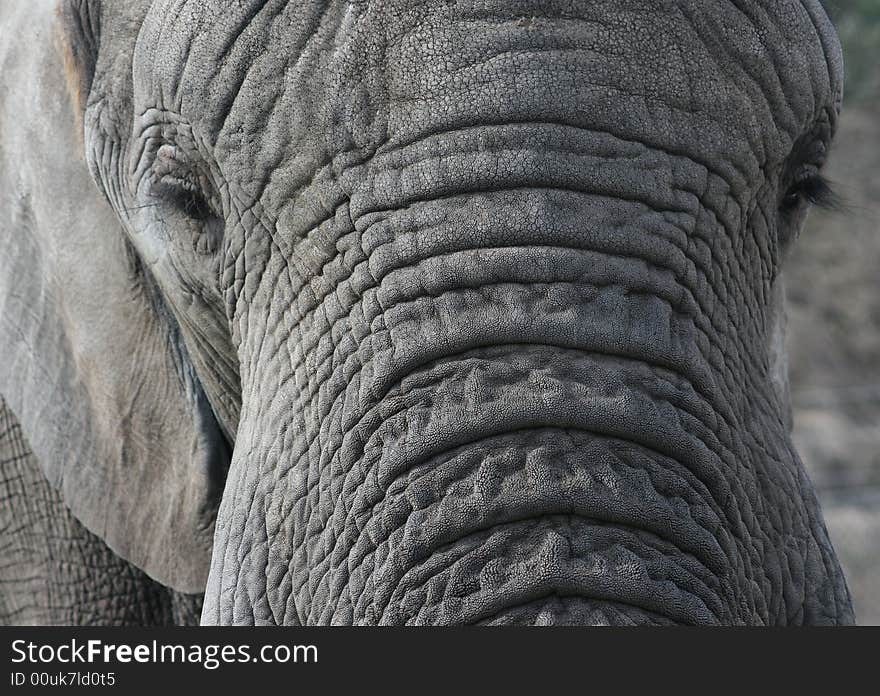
(155, 178), (217, 222)
(780, 172), (837, 214)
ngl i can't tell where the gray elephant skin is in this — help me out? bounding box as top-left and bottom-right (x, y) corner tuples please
(0, 0), (855, 625)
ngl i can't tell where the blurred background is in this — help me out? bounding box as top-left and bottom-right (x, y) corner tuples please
(789, 1), (879, 624)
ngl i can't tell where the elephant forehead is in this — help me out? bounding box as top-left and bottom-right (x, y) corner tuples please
(379, 1), (838, 147)
(131, 0), (841, 201)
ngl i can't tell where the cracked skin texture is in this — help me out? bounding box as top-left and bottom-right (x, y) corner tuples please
(0, 1), (854, 624)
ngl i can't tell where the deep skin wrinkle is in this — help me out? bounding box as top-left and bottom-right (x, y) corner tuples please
(0, 0), (853, 624)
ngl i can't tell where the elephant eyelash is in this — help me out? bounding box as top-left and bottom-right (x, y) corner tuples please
(780, 173), (839, 213)
(152, 178), (217, 222)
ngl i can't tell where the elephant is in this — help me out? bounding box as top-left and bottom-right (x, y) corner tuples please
(0, 0), (855, 626)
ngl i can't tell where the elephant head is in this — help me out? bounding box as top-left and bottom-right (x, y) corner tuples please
(0, 0), (854, 625)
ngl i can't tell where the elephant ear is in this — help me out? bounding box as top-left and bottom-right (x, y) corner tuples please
(0, 1), (229, 593)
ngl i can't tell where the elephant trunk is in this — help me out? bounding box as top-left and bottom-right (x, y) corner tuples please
(201, 90), (854, 622)
(202, 119), (778, 624)
(335, 181), (740, 624)
(339, 344), (732, 625)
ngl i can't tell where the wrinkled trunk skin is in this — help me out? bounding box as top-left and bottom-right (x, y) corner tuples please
(204, 180), (850, 625)
(199, 1), (853, 625)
